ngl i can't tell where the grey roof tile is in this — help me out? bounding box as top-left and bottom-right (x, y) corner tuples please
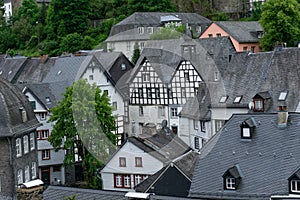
(189, 113), (300, 199)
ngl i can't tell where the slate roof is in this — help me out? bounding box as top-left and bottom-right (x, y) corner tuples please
(43, 186), (196, 200)
(135, 150), (199, 193)
(189, 113), (300, 199)
(0, 78), (40, 137)
(0, 56), (28, 82)
(109, 12), (212, 37)
(15, 56), (56, 84)
(215, 21), (263, 43)
(42, 55), (92, 84)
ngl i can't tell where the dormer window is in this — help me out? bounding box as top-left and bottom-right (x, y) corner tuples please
(288, 168), (300, 194)
(252, 92), (272, 112)
(223, 164), (243, 190)
(240, 117), (256, 139)
(138, 27), (144, 34)
(121, 64), (126, 71)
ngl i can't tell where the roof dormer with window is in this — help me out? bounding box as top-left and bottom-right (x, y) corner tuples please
(223, 164), (243, 191)
(240, 117), (256, 139)
(289, 168), (300, 194)
(252, 92), (272, 112)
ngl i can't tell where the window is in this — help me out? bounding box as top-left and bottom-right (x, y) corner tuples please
(242, 128), (250, 138)
(115, 175), (122, 187)
(126, 41), (131, 51)
(42, 149), (50, 160)
(135, 157), (142, 167)
(158, 106), (165, 117)
(139, 106), (144, 116)
(147, 27), (153, 34)
(291, 180), (300, 193)
(181, 88), (186, 97)
(30, 101), (36, 110)
(219, 96), (228, 103)
(119, 157), (126, 167)
(214, 71), (219, 81)
(243, 46), (248, 52)
(124, 175), (131, 188)
(194, 137), (200, 150)
(17, 169), (23, 185)
(216, 33), (221, 37)
(38, 130), (50, 140)
(134, 175), (143, 186)
(138, 27), (144, 34)
(138, 88), (143, 97)
(89, 75), (93, 81)
(194, 119), (199, 130)
(121, 64), (126, 70)
(112, 102), (117, 111)
(30, 132), (35, 150)
(208, 34), (213, 38)
(215, 120), (225, 133)
(184, 72), (189, 81)
(45, 97), (51, 103)
(31, 162), (37, 179)
(167, 89), (173, 98)
(146, 88), (151, 98)
(39, 112), (47, 120)
(142, 73), (150, 82)
(171, 107), (178, 117)
(16, 138), (22, 157)
(140, 42), (145, 49)
(201, 121), (206, 132)
(278, 91), (288, 101)
(251, 46), (255, 53)
(254, 99), (263, 111)
(103, 90), (108, 96)
(25, 165), (30, 182)
(23, 135), (29, 154)
(226, 177), (236, 190)
(234, 96), (242, 103)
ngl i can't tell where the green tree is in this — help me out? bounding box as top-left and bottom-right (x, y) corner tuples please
(131, 42), (140, 64)
(259, 0), (300, 51)
(48, 79), (116, 188)
(150, 26), (184, 40)
(16, 0), (39, 25)
(46, 0), (90, 39)
(128, 0), (176, 14)
(60, 33), (83, 53)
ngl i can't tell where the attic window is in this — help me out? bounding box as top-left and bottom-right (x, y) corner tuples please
(57, 70), (62, 75)
(121, 64), (126, 70)
(240, 117), (256, 139)
(234, 96), (242, 103)
(223, 164), (243, 190)
(138, 27), (144, 34)
(219, 96), (228, 103)
(288, 168), (300, 194)
(253, 98), (264, 112)
(214, 71), (219, 81)
(45, 97), (51, 103)
(278, 91), (288, 101)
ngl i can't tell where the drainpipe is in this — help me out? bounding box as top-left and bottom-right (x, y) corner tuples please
(7, 137), (16, 199)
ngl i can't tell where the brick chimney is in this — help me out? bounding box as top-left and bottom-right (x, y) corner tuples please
(278, 105), (288, 127)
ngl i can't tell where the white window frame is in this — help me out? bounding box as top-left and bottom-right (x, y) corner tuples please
(234, 96), (242, 103)
(138, 27), (144, 34)
(139, 106), (144, 116)
(142, 73), (150, 82)
(31, 162), (37, 179)
(124, 175), (131, 188)
(226, 177), (236, 190)
(135, 157), (143, 167)
(17, 169), (23, 185)
(194, 137), (200, 150)
(30, 132), (35, 150)
(171, 107), (178, 118)
(23, 135), (29, 154)
(16, 138), (22, 157)
(25, 165), (30, 182)
(291, 180), (300, 193)
(279, 91), (288, 101)
(115, 175), (122, 187)
(242, 127), (251, 138)
(194, 119), (199, 130)
(42, 149), (50, 160)
(134, 175), (143, 186)
(39, 112), (47, 121)
(214, 71), (219, 81)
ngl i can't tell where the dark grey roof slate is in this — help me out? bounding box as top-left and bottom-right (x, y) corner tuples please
(43, 185), (196, 200)
(216, 21), (262, 43)
(189, 113), (300, 199)
(0, 56), (28, 82)
(42, 55), (91, 83)
(0, 78), (40, 137)
(110, 12), (212, 36)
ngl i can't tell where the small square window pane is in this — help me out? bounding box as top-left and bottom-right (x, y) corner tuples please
(243, 128), (251, 138)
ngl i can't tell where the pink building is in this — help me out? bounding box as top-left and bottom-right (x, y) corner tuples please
(200, 21), (263, 53)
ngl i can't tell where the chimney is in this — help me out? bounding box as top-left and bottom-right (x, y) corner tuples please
(40, 54), (48, 63)
(278, 105), (288, 127)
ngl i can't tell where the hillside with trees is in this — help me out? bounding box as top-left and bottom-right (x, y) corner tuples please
(0, 0), (299, 57)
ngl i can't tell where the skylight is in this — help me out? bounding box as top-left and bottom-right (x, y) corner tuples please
(0, 70), (2, 75)
(57, 70), (62, 75)
(278, 91), (288, 101)
(234, 96), (242, 103)
(219, 96), (228, 103)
